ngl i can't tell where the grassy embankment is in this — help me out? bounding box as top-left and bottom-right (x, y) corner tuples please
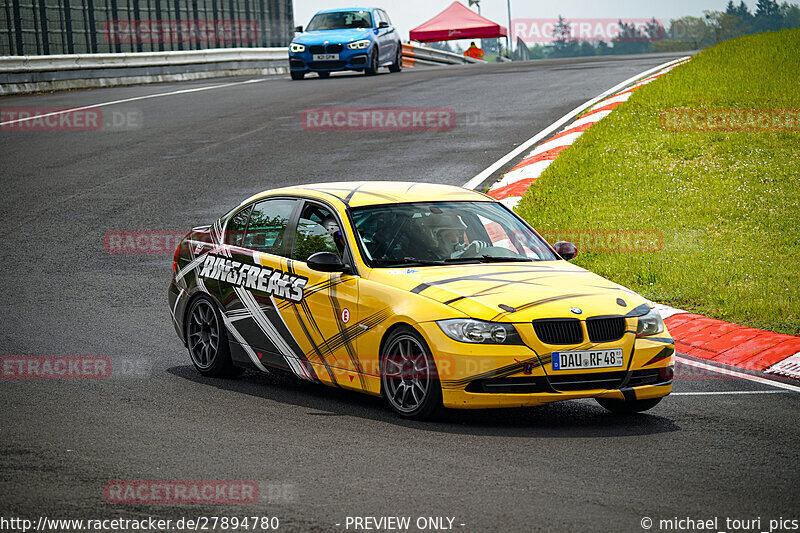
(516, 29), (800, 335)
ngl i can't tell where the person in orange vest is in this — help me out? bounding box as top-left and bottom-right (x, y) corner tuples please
(463, 41), (485, 60)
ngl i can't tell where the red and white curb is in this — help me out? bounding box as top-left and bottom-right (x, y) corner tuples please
(656, 304), (800, 380)
(484, 58), (690, 210)
(469, 56), (800, 382)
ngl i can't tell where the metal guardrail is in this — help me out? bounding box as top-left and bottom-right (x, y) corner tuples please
(0, 47), (288, 94)
(0, 47), (287, 71)
(0, 43), (480, 95)
(402, 43), (480, 67)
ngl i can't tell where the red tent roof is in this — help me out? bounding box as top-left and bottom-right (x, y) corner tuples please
(410, 1), (508, 42)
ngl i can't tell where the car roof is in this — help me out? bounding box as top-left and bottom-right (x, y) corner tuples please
(314, 7), (377, 14)
(243, 181), (492, 209)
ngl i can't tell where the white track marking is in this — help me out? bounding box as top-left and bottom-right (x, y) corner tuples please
(765, 352), (800, 380)
(676, 356), (800, 393)
(654, 303), (688, 320)
(569, 109), (612, 129)
(526, 131), (583, 156)
(462, 56), (690, 190)
(591, 91), (633, 108)
(672, 390), (791, 396)
(493, 160), (554, 189)
(0, 78), (267, 127)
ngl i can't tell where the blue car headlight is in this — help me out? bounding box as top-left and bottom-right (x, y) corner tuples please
(290, 42), (306, 53)
(347, 39), (371, 50)
(437, 319), (523, 345)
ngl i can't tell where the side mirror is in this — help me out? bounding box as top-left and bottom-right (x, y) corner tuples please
(378, 21), (389, 29)
(294, 25), (303, 32)
(554, 241), (578, 261)
(307, 251), (349, 273)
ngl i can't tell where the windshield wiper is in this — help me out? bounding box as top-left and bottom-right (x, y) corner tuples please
(371, 257), (446, 266)
(442, 257), (483, 264)
(477, 255), (533, 263)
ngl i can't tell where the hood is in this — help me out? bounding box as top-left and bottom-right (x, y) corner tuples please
(294, 28), (372, 46)
(366, 261), (650, 322)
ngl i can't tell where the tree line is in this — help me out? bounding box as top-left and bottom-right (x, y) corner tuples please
(532, 0), (800, 58)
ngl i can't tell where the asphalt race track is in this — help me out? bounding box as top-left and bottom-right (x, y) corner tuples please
(1, 54), (798, 532)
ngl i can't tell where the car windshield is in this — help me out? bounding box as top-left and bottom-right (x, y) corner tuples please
(351, 201), (559, 267)
(306, 11), (373, 31)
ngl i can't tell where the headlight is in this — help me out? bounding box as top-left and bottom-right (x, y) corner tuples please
(437, 319), (522, 344)
(347, 39), (371, 50)
(636, 308), (665, 337)
(290, 43), (306, 53)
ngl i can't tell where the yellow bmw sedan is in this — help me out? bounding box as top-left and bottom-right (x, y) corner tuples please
(168, 182), (674, 419)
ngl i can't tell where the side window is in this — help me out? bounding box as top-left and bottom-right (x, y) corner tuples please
(292, 203), (345, 261)
(242, 199), (296, 256)
(373, 10), (384, 26)
(380, 10), (392, 26)
(225, 205), (252, 246)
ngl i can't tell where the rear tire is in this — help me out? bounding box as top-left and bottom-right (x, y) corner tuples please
(290, 71), (305, 80)
(185, 296), (238, 378)
(596, 396), (662, 414)
(389, 44), (402, 72)
(364, 48), (379, 76)
(380, 326), (442, 420)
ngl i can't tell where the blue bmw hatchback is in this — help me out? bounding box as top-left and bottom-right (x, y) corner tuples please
(289, 7), (402, 80)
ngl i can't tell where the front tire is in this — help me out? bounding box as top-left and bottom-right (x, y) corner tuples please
(185, 296), (238, 378)
(596, 396), (663, 414)
(380, 326), (442, 419)
(290, 70), (305, 80)
(364, 47), (379, 76)
(389, 44), (402, 73)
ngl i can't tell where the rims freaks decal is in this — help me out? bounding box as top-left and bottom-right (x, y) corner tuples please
(199, 254), (308, 303)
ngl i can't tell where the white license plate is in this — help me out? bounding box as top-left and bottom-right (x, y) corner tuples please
(552, 349), (624, 371)
(312, 53), (339, 61)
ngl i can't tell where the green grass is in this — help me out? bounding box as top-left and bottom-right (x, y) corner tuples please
(516, 29), (800, 335)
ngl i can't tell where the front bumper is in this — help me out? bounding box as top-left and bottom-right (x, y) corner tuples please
(289, 46), (372, 72)
(415, 320), (675, 410)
